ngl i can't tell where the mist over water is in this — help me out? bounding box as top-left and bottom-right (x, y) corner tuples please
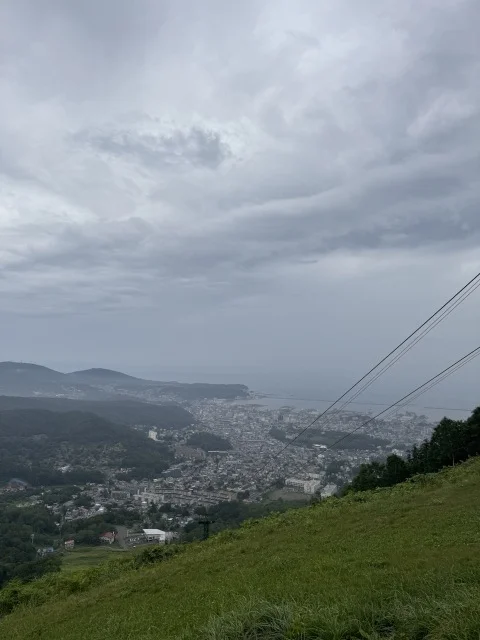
(129, 367), (473, 422)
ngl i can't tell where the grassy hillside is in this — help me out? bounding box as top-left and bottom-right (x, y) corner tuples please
(61, 546), (129, 572)
(2, 459), (480, 639)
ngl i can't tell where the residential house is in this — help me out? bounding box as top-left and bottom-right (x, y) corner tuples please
(6, 478), (28, 492)
(99, 531), (116, 545)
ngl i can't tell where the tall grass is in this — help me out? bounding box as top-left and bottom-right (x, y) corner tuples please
(186, 583), (480, 640)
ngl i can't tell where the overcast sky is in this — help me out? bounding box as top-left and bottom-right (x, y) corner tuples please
(0, 0), (479, 403)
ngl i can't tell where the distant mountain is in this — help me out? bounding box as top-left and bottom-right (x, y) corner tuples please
(0, 362), (104, 398)
(0, 396), (193, 429)
(0, 361), (249, 402)
(0, 362), (65, 385)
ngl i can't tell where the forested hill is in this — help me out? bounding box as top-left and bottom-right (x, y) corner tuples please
(186, 431), (233, 451)
(0, 395), (193, 429)
(0, 409), (173, 485)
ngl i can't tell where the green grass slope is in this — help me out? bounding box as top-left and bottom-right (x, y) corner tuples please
(61, 546), (129, 573)
(2, 460), (480, 640)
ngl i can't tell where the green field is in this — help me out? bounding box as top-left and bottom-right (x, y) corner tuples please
(61, 546), (129, 572)
(2, 459), (480, 639)
(266, 487), (310, 502)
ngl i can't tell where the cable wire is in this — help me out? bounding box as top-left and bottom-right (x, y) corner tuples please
(327, 345), (480, 450)
(273, 271), (480, 457)
(297, 277), (480, 437)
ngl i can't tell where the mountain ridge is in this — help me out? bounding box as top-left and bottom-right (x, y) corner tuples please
(0, 362), (60, 372)
(67, 367), (141, 381)
(0, 361), (250, 401)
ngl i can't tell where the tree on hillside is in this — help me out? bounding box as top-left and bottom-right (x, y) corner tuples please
(74, 495), (94, 509)
(186, 431), (232, 452)
(348, 406), (480, 494)
(382, 454), (409, 486)
(272, 477), (285, 489)
(349, 461), (385, 492)
(465, 408), (480, 457)
(0, 503), (60, 587)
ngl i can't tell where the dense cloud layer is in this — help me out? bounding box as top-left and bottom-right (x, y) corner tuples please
(0, 0), (479, 399)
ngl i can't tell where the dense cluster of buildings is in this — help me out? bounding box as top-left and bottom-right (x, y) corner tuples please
(168, 399), (434, 498)
(108, 398), (435, 509)
(133, 487), (236, 508)
(63, 400), (435, 519)
(5, 397), (437, 543)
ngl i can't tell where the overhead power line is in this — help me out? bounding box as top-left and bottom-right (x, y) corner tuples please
(314, 275), (480, 432)
(328, 345), (480, 450)
(273, 270), (480, 458)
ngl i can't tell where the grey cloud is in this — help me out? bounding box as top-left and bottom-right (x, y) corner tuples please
(210, 146), (479, 254)
(78, 124), (231, 169)
(3, 217), (153, 272)
(320, 215), (479, 255)
(1, 0), (480, 380)
(0, 149), (34, 182)
(0, 0), (168, 103)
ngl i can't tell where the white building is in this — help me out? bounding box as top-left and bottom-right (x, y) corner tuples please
(285, 478), (305, 490)
(143, 528), (167, 543)
(303, 480), (322, 495)
(321, 484), (338, 498)
(286, 477), (323, 495)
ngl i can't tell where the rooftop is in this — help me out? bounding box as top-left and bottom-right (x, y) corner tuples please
(143, 529), (165, 536)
